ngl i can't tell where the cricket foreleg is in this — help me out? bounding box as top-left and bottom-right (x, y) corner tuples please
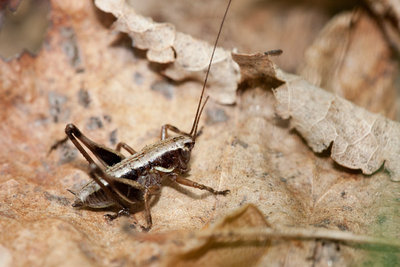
(160, 124), (191, 140)
(171, 176), (230, 195)
(160, 124), (205, 140)
(65, 123), (125, 167)
(116, 142), (137, 155)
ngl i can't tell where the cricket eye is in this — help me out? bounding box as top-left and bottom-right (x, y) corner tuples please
(181, 148), (191, 161)
(185, 141), (194, 150)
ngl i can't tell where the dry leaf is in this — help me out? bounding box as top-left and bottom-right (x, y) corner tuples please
(233, 52), (400, 181)
(366, 0), (400, 23)
(162, 204), (271, 267)
(126, 0), (332, 73)
(128, 204), (400, 266)
(1, 0), (399, 266)
(203, 84), (399, 265)
(94, 0), (240, 104)
(0, 0), (50, 58)
(274, 80), (400, 179)
(365, 0), (400, 53)
(298, 10), (398, 119)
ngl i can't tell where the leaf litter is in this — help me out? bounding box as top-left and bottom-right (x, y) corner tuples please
(95, 0), (241, 104)
(0, 0), (399, 266)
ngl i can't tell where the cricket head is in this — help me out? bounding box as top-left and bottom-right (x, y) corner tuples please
(173, 135), (195, 165)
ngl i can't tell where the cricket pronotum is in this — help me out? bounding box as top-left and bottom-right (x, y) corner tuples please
(65, 0), (232, 231)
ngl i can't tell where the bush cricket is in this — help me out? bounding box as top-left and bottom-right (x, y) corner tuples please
(65, 0), (232, 231)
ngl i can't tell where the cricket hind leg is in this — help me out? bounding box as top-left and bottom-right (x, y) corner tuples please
(65, 124), (128, 209)
(89, 163), (144, 206)
(170, 175), (230, 195)
(65, 124), (142, 218)
(65, 123), (125, 167)
(89, 164), (152, 229)
(116, 142), (136, 155)
(88, 163), (131, 214)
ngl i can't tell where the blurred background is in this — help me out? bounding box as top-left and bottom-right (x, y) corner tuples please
(0, 0), (361, 70)
(0, 0), (50, 59)
(1, 0), (399, 119)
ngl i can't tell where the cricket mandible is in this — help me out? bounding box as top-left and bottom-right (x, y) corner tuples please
(65, 0), (232, 230)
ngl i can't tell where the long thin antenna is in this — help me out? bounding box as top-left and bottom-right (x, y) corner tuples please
(193, 96), (209, 138)
(189, 0), (232, 139)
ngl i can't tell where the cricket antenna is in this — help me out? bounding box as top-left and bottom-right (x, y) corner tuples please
(67, 189), (76, 196)
(190, 0), (232, 140)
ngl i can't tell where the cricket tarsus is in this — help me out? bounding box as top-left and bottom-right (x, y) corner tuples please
(161, 124), (191, 140)
(104, 208), (130, 221)
(64, 0), (232, 231)
(264, 49), (283, 56)
(47, 136), (68, 155)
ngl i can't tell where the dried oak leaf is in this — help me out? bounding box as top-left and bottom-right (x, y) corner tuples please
(1, 0), (400, 266)
(233, 52), (400, 181)
(298, 10), (398, 119)
(94, 0), (240, 104)
(364, 0), (400, 54)
(366, 0), (400, 25)
(126, 0), (332, 73)
(0, 0), (22, 27)
(161, 204), (271, 267)
(136, 204), (400, 266)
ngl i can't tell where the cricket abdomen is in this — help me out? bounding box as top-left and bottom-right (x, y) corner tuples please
(74, 181), (145, 209)
(85, 190), (114, 208)
(73, 181), (114, 208)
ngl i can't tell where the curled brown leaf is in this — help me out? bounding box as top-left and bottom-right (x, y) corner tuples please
(233, 52), (400, 181)
(95, 0), (240, 104)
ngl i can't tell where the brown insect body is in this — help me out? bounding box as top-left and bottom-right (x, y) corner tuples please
(64, 0), (232, 230)
(72, 135), (193, 209)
